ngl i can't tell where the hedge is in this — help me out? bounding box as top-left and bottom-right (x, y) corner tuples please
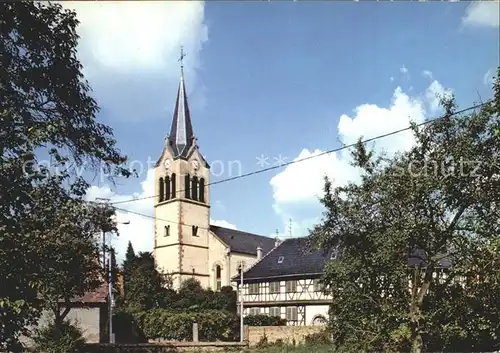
(129, 311), (287, 342)
(243, 314), (287, 326)
(135, 309), (239, 342)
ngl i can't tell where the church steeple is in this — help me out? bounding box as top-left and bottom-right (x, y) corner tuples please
(168, 47), (194, 159)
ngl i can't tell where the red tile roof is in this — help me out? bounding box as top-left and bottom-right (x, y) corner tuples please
(72, 283), (108, 303)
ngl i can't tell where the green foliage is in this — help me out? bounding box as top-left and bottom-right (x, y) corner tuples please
(168, 279), (237, 312)
(137, 309), (239, 341)
(122, 241), (136, 297)
(33, 320), (85, 353)
(304, 331), (332, 345)
(0, 2), (130, 348)
(310, 69), (500, 352)
(121, 252), (175, 312)
(243, 314), (287, 326)
(105, 310), (147, 344)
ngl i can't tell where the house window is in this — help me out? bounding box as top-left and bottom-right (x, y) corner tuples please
(286, 307), (298, 322)
(269, 307), (281, 317)
(249, 308), (260, 316)
(285, 280), (297, 293)
(192, 225), (199, 237)
(313, 279), (324, 292)
(277, 256), (284, 264)
(164, 225), (170, 237)
(215, 265), (222, 291)
(248, 283), (259, 295)
(269, 281), (280, 294)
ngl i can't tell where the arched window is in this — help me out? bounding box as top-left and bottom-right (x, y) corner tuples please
(184, 174), (190, 199)
(164, 225), (170, 237)
(215, 265), (222, 291)
(171, 173), (176, 198)
(199, 178), (205, 203)
(191, 176), (198, 201)
(158, 177), (164, 202)
(165, 176), (171, 200)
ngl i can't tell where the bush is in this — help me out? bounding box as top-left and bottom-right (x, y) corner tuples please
(304, 330), (332, 345)
(106, 311), (147, 343)
(243, 314), (287, 326)
(137, 309), (239, 341)
(33, 320), (85, 353)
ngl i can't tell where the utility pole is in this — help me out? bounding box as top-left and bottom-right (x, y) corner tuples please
(95, 197), (129, 344)
(239, 260), (244, 343)
(108, 247), (114, 344)
(95, 197), (111, 271)
(288, 218), (293, 238)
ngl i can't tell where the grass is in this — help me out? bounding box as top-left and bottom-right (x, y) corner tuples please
(242, 344), (337, 353)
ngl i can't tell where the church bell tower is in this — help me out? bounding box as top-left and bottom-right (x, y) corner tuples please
(153, 50), (211, 289)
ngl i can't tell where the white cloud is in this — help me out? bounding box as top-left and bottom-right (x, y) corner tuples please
(462, 2), (500, 28)
(86, 169), (236, 262)
(63, 1), (208, 74)
(483, 68), (496, 85)
(400, 65), (409, 74)
(422, 70), (434, 80)
(425, 80), (453, 113)
(271, 79), (452, 236)
(390, 76), (395, 82)
(210, 219), (237, 230)
(85, 169), (156, 262)
(61, 1), (208, 122)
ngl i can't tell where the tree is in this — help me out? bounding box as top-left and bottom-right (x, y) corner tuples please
(123, 252), (174, 312)
(35, 186), (116, 329)
(110, 247), (119, 289)
(171, 279), (237, 312)
(122, 241), (137, 297)
(310, 70), (499, 352)
(0, 2), (130, 348)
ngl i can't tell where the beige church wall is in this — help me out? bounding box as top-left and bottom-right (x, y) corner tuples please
(178, 200), (210, 247)
(154, 206), (180, 249)
(208, 233), (229, 289)
(207, 233), (258, 290)
(155, 245), (180, 276)
(229, 252), (257, 288)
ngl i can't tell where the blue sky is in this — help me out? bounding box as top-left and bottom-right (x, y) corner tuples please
(67, 1), (499, 259)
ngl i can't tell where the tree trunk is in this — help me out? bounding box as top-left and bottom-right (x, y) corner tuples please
(411, 333), (423, 353)
(409, 266), (433, 353)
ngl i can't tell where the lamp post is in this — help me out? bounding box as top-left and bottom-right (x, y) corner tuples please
(105, 220), (130, 344)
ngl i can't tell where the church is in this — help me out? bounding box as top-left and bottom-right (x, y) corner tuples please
(153, 64), (276, 290)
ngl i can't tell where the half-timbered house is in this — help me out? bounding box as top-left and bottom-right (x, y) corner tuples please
(235, 237), (335, 326)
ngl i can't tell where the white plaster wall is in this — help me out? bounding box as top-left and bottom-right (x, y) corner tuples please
(19, 307), (102, 347)
(305, 305), (329, 325)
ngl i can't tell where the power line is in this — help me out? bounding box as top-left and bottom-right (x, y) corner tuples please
(110, 101), (489, 207)
(113, 205), (215, 232)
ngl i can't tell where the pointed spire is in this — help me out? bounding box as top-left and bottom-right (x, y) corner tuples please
(168, 47), (194, 158)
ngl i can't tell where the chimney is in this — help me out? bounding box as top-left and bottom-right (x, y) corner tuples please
(274, 237), (281, 248)
(256, 246), (263, 260)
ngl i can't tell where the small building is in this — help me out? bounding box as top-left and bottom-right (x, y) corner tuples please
(20, 284), (109, 347)
(235, 237), (335, 326)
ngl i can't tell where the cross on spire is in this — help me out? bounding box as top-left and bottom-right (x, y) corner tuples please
(178, 46), (187, 70)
